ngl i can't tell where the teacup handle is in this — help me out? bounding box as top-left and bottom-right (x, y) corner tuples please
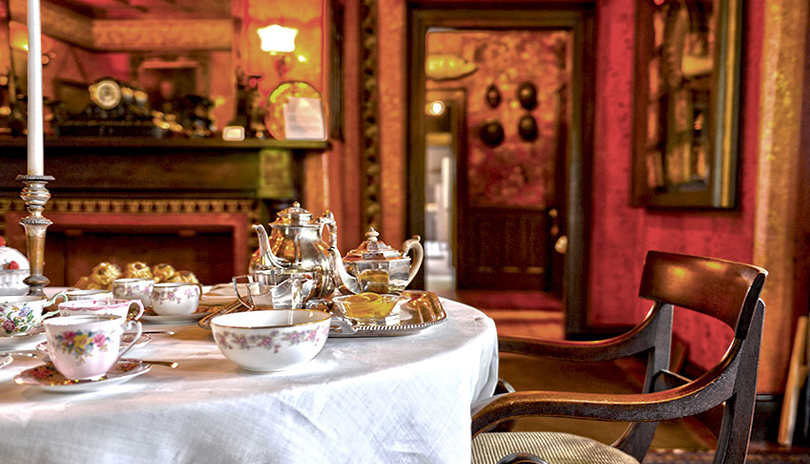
(42, 291), (68, 319)
(126, 300), (145, 321)
(116, 320), (143, 362)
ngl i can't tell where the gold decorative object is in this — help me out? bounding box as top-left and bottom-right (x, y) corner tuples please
(151, 263), (177, 283)
(89, 262), (122, 288)
(124, 262), (152, 280)
(425, 54), (477, 81)
(74, 262), (200, 290)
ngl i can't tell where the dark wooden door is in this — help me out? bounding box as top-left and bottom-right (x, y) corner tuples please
(407, 5), (595, 336)
(456, 207), (551, 290)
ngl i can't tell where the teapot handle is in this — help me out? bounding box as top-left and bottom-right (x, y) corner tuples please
(319, 211), (338, 248)
(401, 236), (424, 287)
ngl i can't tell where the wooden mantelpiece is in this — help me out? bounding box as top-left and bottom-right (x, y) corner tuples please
(0, 137), (328, 200)
(0, 136), (329, 286)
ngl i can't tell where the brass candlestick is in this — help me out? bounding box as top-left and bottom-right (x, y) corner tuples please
(16, 174), (54, 297)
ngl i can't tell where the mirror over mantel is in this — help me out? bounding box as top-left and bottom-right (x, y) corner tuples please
(0, 0), (335, 141)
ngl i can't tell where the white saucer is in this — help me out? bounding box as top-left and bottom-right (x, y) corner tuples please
(0, 327), (47, 350)
(14, 360), (151, 392)
(35, 333), (152, 353)
(141, 312), (211, 324)
(0, 355), (11, 369)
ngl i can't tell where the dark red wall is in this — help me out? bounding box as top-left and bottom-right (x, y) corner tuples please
(589, 0), (763, 370)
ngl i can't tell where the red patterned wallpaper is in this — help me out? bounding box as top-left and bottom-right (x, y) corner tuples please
(426, 30), (569, 210)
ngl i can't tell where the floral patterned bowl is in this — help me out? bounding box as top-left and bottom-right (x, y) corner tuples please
(211, 310), (331, 372)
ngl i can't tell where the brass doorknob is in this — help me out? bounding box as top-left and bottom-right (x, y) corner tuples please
(554, 235), (568, 254)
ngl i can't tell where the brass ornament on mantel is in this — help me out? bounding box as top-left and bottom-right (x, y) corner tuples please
(425, 54), (477, 81)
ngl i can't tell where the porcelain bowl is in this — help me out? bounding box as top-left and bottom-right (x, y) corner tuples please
(211, 310), (331, 372)
(0, 270), (30, 297)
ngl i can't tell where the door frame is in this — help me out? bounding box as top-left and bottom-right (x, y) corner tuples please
(405, 3), (596, 338)
(424, 88), (467, 290)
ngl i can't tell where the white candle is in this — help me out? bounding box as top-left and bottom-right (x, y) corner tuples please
(27, 0), (44, 176)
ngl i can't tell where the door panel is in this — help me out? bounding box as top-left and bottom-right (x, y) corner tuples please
(457, 208), (550, 290)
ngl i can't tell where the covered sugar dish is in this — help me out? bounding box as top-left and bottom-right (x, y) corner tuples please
(333, 227), (423, 295)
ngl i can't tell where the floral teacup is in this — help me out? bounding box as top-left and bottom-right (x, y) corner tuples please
(112, 278), (154, 308)
(43, 315), (142, 380)
(58, 298), (144, 322)
(65, 289), (114, 301)
(151, 283), (201, 316)
(0, 293), (66, 336)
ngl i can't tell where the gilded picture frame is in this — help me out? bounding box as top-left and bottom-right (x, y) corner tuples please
(630, 0), (742, 208)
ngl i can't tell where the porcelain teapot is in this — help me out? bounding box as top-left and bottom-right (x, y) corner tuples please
(251, 202), (337, 299)
(332, 227), (423, 295)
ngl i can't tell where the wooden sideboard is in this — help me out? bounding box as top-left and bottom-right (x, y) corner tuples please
(0, 136), (329, 287)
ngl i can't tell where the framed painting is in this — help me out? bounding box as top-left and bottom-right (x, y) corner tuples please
(630, 0), (742, 208)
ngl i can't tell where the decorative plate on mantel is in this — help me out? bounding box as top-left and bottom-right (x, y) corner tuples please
(264, 81), (325, 140)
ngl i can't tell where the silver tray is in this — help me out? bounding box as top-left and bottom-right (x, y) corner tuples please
(197, 291), (447, 337)
(327, 290), (447, 337)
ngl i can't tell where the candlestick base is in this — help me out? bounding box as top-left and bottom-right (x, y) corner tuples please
(15, 175), (55, 297)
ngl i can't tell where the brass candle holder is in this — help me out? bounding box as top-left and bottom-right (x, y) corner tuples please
(16, 174), (54, 297)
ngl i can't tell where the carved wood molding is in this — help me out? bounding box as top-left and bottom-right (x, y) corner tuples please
(0, 198), (260, 236)
(9, 0), (231, 51)
(359, 0), (381, 230)
(93, 20), (232, 51)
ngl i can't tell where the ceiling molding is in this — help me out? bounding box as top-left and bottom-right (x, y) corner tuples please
(9, 0), (231, 51)
(93, 19), (231, 51)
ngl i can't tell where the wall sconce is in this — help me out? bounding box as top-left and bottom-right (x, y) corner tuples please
(257, 24), (298, 78)
(9, 21), (55, 65)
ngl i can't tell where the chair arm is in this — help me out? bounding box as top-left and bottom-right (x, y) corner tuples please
(498, 304), (670, 362)
(499, 333), (650, 363)
(471, 374), (731, 438)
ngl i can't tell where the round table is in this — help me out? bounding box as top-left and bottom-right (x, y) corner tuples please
(0, 297), (498, 463)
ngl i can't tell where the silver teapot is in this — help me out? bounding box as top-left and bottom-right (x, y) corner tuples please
(251, 202), (337, 299)
(332, 227), (423, 295)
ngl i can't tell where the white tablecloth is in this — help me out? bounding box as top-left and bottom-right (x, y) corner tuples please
(0, 298), (498, 464)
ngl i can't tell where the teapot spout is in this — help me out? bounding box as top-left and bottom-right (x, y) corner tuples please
(251, 224), (290, 273)
(329, 247), (362, 294)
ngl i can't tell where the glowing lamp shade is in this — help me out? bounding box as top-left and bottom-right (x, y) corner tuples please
(258, 25), (298, 54)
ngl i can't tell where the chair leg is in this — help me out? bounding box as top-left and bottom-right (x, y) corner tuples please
(488, 378), (518, 432)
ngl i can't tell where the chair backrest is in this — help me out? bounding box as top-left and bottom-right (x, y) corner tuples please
(639, 250), (766, 339)
(629, 251), (767, 463)
(472, 251), (767, 464)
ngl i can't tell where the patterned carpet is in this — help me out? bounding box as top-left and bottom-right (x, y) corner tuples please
(645, 448), (810, 463)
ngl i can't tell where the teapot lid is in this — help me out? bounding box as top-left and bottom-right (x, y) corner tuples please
(344, 228), (405, 262)
(272, 202), (316, 226)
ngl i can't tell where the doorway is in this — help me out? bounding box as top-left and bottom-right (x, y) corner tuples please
(423, 89), (465, 295)
(407, 5), (596, 337)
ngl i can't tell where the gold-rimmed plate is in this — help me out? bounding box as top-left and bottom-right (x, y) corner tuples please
(264, 81), (324, 140)
(14, 360), (151, 392)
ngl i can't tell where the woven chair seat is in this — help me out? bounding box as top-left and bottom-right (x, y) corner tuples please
(473, 432), (639, 464)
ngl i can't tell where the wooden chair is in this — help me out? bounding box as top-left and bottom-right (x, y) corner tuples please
(471, 251), (768, 464)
